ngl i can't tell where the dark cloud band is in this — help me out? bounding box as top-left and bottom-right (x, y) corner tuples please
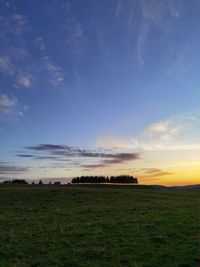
(0, 163), (29, 174)
(18, 143), (141, 168)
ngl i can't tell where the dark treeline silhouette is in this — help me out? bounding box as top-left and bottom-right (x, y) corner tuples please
(3, 179), (43, 185)
(71, 175), (138, 184)
(3, 179), (28, 184)
(2, 176), (138, 185)
(54, 181), (61, 185)
(2, 179), (61, 185)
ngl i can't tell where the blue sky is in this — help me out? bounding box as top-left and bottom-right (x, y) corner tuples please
(0, 0), (199, 185)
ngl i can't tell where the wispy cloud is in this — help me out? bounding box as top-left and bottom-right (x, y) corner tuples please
(166, 44), (193, 81)
(0, 94), (16, 108)
(137, 19), (150, 66)
(18, 73), (32, 88)
(0, 55), (33, 88)
(134, 0), (165, 66)
(128, 0), (194, 69)
(42, 58), (65, 88)
(0, 161), (29, 174)
(0, 93), (27, 117)
(0, 0), (92, 91)
(0, 12), (32, 88)
(16, 144), (141, 169)
(0, 8), (65, 90)
(96, 113), (200, 151)
(143, 118), (183, 146)
(0, 51), (65, 91)
(140, 168), (173, 177)
(0, 13), (31, 37)
(82, 153), (140, 169)
(0, 94), (19, 116)
(12, 14), (31, 34)
(0, 56), (15, 76)
(58, 0), (87, 52)
(67, 21), (85, 48)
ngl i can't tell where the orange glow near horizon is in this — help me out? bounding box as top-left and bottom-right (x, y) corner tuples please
(137, 168), (200, 186)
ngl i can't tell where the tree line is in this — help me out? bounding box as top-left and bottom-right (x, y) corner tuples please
(3, 179), (28, 184)
(2, 175), (139, 185)
(71, 175), (138, 184)
(2, 179), (61, 185)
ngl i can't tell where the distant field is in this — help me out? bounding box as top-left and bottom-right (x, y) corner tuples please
(0, 184), (199, 267)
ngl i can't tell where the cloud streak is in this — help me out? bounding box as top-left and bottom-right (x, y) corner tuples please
(83, 153), (140, 169)
(17, 144), (141, 169)
(0, 162), (29, 174)
(141, 168), (173, 177)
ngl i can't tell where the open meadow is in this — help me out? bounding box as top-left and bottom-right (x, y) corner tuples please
(0, 184), (199, 267)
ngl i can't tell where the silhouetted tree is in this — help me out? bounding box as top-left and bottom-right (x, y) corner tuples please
(11, 179), (28, 184)
(39, 179), (43, 185)
(71, 175), (139, 184)
(3, 180), (11, 184)
(54, 181), (61, 185)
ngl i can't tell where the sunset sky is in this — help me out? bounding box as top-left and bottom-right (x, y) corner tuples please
(0, 0), (199, 185)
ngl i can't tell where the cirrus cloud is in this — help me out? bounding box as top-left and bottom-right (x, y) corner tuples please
(96, 113), (200, 151)
(0, 93), (28, 117)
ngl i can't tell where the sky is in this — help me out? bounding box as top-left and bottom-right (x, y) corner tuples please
(0, 0), (200, 185)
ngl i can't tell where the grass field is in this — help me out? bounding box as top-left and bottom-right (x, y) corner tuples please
(0, 184), (199, 267)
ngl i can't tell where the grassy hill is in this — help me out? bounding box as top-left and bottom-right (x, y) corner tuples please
(0, 184), (199, 267)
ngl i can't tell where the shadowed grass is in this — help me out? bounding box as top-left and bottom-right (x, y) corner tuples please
(0, 184), (199, 267)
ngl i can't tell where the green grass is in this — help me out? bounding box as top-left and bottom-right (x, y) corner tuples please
(0, 184), (199, 267)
